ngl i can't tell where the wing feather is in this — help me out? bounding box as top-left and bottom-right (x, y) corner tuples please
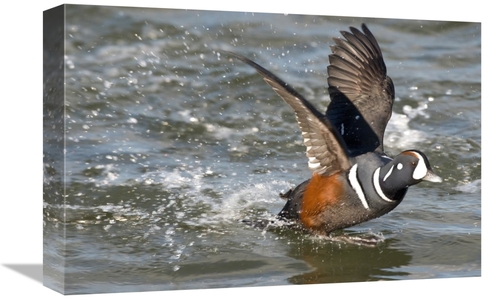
(224, 51), (352, 175)
(327, 24), (395, 155)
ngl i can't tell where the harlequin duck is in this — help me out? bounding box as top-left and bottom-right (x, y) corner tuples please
(225, 23), (442, 235)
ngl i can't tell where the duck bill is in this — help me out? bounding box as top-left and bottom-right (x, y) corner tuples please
(422, 170), (443, 183)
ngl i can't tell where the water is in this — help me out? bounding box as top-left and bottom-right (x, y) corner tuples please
(43, 5), (481, 295)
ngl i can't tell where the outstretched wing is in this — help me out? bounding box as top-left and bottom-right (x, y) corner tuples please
(224, 51), (351, 175)
(326, 23), (395, 155)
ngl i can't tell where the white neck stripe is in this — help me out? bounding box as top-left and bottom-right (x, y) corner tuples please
(348, 164), (370, 210)
(383, 165), (394, 182)
(374, 168), (395, 203)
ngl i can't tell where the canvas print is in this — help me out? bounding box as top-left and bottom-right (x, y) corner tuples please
(43, 4), (481, 295)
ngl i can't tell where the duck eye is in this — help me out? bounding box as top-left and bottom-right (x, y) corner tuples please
(411, 161), (417, 166)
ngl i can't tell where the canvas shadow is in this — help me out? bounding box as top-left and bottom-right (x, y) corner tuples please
(3, 264), (43, 284)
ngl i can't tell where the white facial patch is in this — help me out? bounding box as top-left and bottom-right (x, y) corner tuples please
(348, 164), (370, 210)
(411, 152), (427, 180)
(397, 163), (403, 170)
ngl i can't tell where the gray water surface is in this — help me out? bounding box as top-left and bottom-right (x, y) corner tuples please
(43, 5), (481, 295)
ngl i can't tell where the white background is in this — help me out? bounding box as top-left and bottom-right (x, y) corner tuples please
(0, 0), (494, 298)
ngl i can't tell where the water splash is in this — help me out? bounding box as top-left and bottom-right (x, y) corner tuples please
(454, 179), (481, 193)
